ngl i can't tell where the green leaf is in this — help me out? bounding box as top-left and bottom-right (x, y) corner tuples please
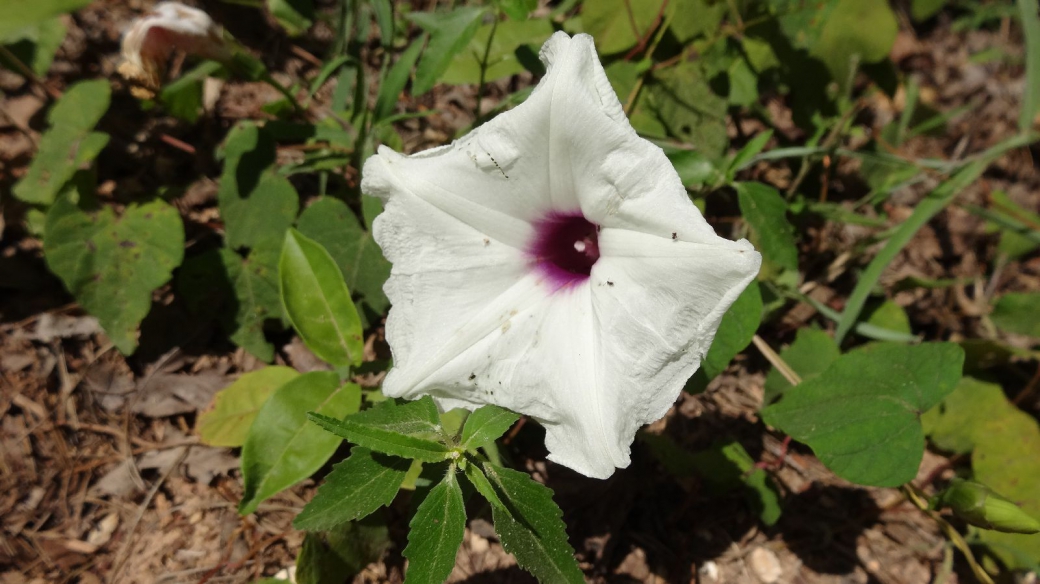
(239, 373), (362, 514)
(178, 245), (284, 361)
(922, 377), (1015, 455)
(1018, 0), (1040, 132)
(408, 7), (486, 95)
(403, 471), (466, 584)
(648, 62), (728, 160)
(834, 134), (1037, 343)
(3, 17), (66, 76)
(911, 0), (947, 21)
(374, 37), (425, 123)
(0, 0), (90, 41)
(13, 79), (110, 205)
(467, 462), (584, 584)
(583, 0), (666, 55)
(198, 366), (301, 447)
(218, 122), (299, 251)
(306, 397), (453, 462)
(459, 405), (519, 451)
(728, 131), (774, 178)
(762, 328), (840, 404)
(160, 61), (223, 123)
(499, 0), (537, 20)
(689, 442), (783, 526)
(702, 282), (763, 379)
(736, 182), (799, 279)
(440, 18), (554, 85)
(268, 0), (313, 35)
(294, 447), (410, 531)
(296, 197), (391, 318)
(44, 189), (184, 355)
(865, 300), (912, 336)
(991, 292), (1040, 338)
(295, 518), (391, 584)
(280, 229), (365, 367)
(667, 0), (727, 43)
(761, 342), (965, 487)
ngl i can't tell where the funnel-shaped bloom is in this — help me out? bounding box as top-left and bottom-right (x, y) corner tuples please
(118, 2), (230, 95)
(362, 32), (761, 479)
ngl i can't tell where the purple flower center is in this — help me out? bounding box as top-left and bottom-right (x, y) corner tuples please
(528, 212), (600, 288)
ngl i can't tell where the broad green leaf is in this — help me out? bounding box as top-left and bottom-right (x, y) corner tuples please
(44, 189), (183, 355)
(814, 0), (897, 88)
(702, 282), (763, 379)
(471, 462), (584, 584)
(296, 197), (391, 318)
(268, 0), (313, 35)
(178, 245), (283, 361)
(459, 405), (519, 451)
(1018, 0), (1040, 132)
(218, 122), (299, 251)
(761, 342), (965, 487)
(198, 366), (300, 447)
(991, 292), (1040, 338)
(408, 7), (486, 95)
(974, 407), (1040, 568)
(666, 149), (720, 189)
(374, 37), (425, 123)
(762, 328), (840, 404)
(911, 0), (947, 21)
(583, 0), (666, 55)
(293, 447), (410, 531)
(500, 0), (537, 20)
(280, 229), (365, 367)
(239, 373), (362, 514)
(296, 531), (351, 584)
(13, 80), (110, 205)
(667, 0), (727, 43)
(690, 442), (783, 526)
(648, 62), (728, 160)
(440, 18), (553, 85)
(865, 300), (912, 336)
(403, 471), (466, 584)
(736, 182), (798, 279)
(921, 377), (1013, 455)
(0, 0), (90, 41)
(307, 397), (452, 462)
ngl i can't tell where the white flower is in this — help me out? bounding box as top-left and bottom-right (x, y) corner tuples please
(118, 2), (230, 96)
(362, 32), (761, 479)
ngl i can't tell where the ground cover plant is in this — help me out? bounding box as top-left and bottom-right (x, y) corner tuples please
(3, 0), (1040, 582)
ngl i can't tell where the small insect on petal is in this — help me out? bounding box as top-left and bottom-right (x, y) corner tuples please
(118, 2), (231, 97)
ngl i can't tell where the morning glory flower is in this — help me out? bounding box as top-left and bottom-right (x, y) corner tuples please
(362, 32), (761, 479)
(118, 2), (229, 96)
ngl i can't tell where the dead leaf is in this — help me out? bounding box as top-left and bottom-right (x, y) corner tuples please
(132, 371), (228, 417)
(32, 313), (101, 343)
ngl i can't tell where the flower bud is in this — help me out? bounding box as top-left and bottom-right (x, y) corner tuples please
(939, 479), (1040, 534)
(118, 2), (230, 97)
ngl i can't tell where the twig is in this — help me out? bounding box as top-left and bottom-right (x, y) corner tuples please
(751, 335), (802, 386)
(1011, 364), (1040, 406)
(623, 0), (669, 61)
(108, 446), (190, 584)
(0, 45), (62, 100)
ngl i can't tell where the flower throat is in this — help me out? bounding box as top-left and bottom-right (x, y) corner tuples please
(529, 213), (600, 287)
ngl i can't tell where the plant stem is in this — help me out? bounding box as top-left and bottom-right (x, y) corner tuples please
(902, 484), (996, 584)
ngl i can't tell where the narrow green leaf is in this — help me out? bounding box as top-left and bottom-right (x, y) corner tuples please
(762, 342), (964, 487)
(472, 462), (584, 584)
(991, 292), (1040, 338)
(736, 182), (798, 277)
(459, 405), (519, 451)
(160, 60), (222, 123)
(1018, 0), (1040, 132)
(408, 7), (486, 95)
(374, 37), (425, 123)
(833, 137), (1033, 343)
(239, 373), (362, 514)
(403, 471), (466, 584)
(702, 282), (763, 380)
(306, 397), (452, 462)
(4, 17), (67, 76)
(729, 131), (774, 177)
(372, 0), (394, 46)
(294, 447), (410, 531)
(268, 0), (313, 35)
(13, 79), (110, 205)
(44, 188), (184, 354)
(198, 366), (301, 447)
(280, 228), (365, 367)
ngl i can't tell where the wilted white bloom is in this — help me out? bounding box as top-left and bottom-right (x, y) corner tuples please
(363, 32), (761, 479)
(118, 2), (230, 95)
